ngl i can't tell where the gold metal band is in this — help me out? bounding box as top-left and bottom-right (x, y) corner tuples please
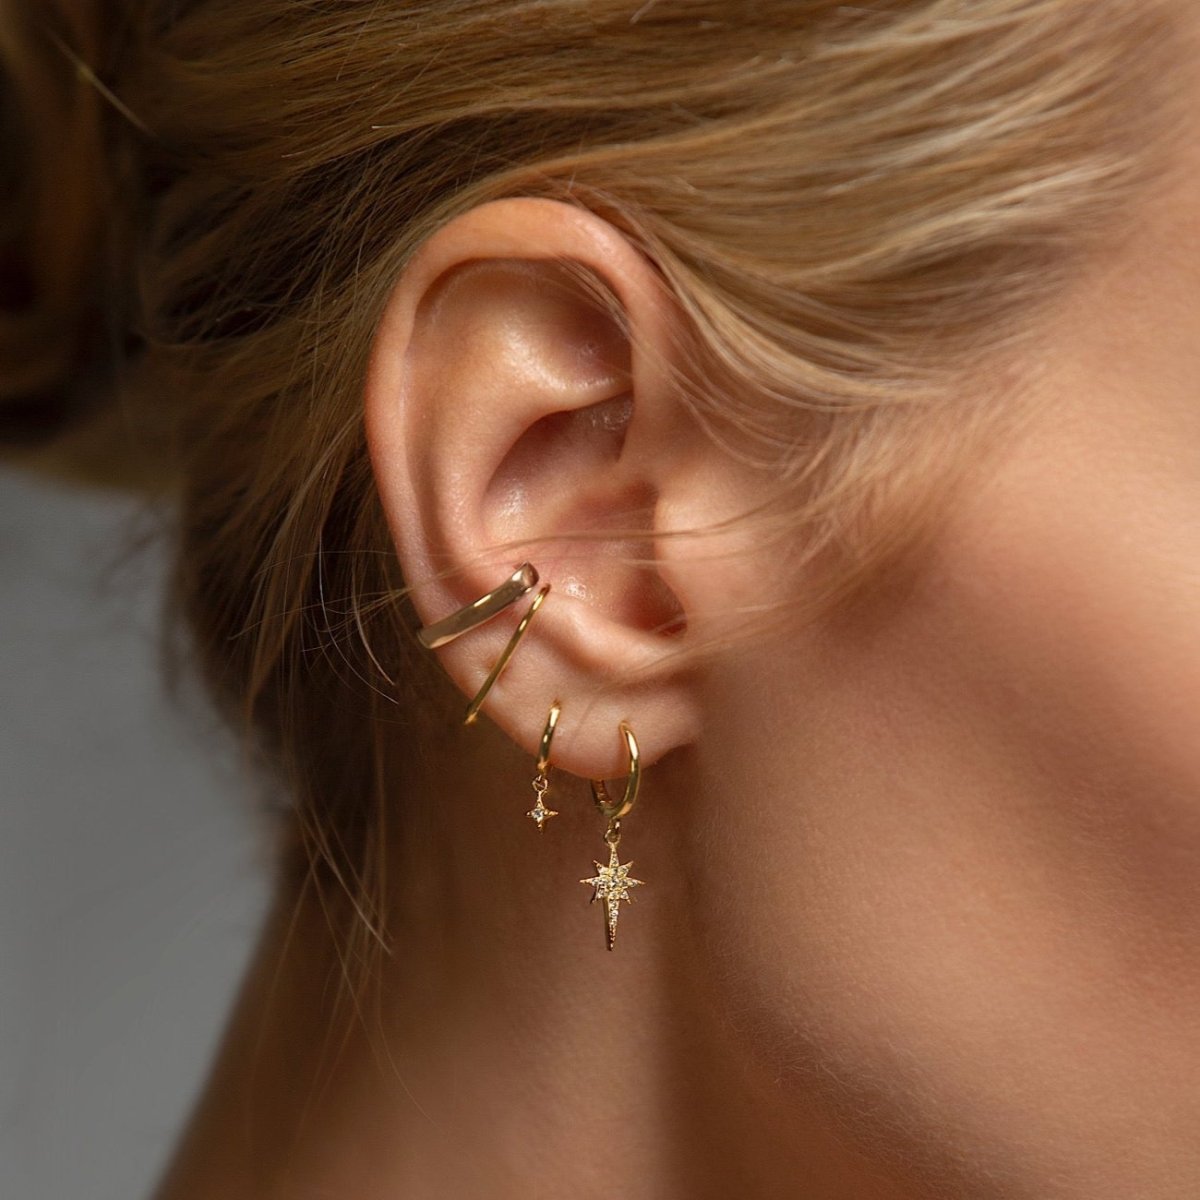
(463, 585), (551, 726)
(416, 563), (538, 650)
(590, 720), (640, 822)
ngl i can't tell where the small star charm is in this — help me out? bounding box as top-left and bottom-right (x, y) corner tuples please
(581, 844), (644, 950)
(526, 777), (558, 830)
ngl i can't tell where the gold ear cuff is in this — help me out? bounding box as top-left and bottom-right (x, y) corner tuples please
(462, 585), (549, 726)
(413, 562), (550, 726)
(416, 562), (538, 649)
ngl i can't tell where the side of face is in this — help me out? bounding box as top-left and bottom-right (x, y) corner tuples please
(364, 55), (1200, 1190)
(688, 121), (1200, 1191)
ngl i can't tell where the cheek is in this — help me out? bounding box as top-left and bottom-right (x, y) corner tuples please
(683, 398), (1200, 1182)
(943, 407), (1200, 892)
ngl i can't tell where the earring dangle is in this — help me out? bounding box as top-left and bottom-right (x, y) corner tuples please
(581, 720), (645, 951)
(527, 700), (561, 830)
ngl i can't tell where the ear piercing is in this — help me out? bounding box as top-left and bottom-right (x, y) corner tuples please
(462, 584), (549, 726)
(416, 563), (647, 950)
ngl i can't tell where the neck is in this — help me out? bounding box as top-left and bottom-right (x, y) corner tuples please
(152, 725), (914, 1200)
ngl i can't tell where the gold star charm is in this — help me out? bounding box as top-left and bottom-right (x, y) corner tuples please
(526, 777), (558, 830)
(580, 844), (644, 950)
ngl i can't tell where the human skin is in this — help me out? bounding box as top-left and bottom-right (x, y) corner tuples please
(154, 45), (1200, 1200)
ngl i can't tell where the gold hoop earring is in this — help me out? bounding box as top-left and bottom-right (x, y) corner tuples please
(581, 720), (645, 951)
(527, 700), (561, 831)
(416, 563), (538, 649)
(463, 584), (550, 726)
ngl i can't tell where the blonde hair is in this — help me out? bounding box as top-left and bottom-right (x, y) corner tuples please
(0, 0), (1184, 964)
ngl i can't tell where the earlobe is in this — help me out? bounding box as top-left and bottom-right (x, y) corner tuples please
(364, 198), (711, 777)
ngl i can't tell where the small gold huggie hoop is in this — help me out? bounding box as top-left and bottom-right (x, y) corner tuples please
(416, 563), (538, 649)
(463, 585), (550, 726)
(581, 720), (645, 950)
(527, 700), (561, 831)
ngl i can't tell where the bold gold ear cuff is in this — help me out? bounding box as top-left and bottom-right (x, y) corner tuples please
(417, 562), (539, 649)
(413, 562), (551, 726)
(420, 568), (648, 951)
(581, 720), (645, 951)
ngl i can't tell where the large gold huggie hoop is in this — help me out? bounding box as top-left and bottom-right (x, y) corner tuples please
(527, 700), (562, 831)
(589, 721), (640, 822)
(463, 585), (550, 726)
(416, 563), (538, 649)
(581, 720), (645, 951)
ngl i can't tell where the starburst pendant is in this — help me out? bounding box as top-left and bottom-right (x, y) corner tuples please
(526, 777), (558, 830)
(580, 844), (644, 951)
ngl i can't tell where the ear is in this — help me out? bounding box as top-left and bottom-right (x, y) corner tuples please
(365, 198), (732, 777)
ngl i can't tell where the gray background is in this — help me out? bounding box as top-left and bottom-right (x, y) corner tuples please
(0, 465), (270, 1200)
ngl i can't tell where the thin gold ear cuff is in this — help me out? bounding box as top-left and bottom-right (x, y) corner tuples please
(416, 563), (538, 649)
(527, 700), (561, 831)
(463, 585), (550, 726)
(581, 720), (645, 951)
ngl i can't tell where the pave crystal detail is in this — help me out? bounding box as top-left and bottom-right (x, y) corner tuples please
(581, 844), (644, 951)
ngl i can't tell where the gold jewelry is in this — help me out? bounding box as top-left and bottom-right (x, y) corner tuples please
(527, 700), (561, 830)
(416, 563), (538, 650)
(581, 720), (645, 951)
(463, 585), (551, 726)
